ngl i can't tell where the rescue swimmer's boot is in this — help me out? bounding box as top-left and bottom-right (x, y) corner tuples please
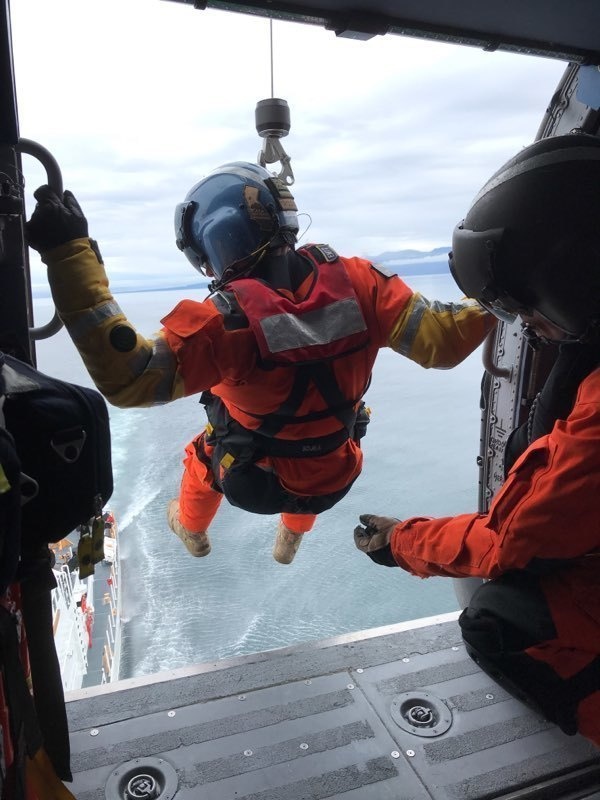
(272, 520), (304, 564)
(167, 500), (211, 557)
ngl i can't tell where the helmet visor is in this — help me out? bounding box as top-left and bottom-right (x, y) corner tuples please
(477, 295), (522, 324)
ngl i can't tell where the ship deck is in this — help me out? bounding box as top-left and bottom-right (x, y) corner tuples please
(81, 557), (115, 688)
(65, 613), (600, 800)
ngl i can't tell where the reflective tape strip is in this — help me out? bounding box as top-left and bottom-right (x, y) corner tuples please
(260, 297), (366, 354)
(67, 301), (124, 342)
(126, 345), (154, 379)
(394, 295), (426, 357)
(138, 336), (178, 404)
(394, 295), (478, 356)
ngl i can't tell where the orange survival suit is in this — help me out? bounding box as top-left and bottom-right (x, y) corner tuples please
(175, 245), (373, 529)
(40, 236), (493, 534)
(387, 349), (600, 746)
(160, 244), (493, 533)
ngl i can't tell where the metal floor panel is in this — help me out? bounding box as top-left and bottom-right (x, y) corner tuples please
(66, 617), (600, 800)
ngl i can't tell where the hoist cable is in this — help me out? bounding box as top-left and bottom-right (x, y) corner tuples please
(270, 19), (274, 97)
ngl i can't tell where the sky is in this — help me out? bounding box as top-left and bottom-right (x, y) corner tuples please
(10, 0), (566, 291)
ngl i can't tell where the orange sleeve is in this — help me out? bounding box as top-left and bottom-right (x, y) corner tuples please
(390, 368), (600, 578)
(160, 299), (225, 394)
(160, 298), (258, 395)
(341, 256), (494, 367)
(341, 257), (414, 348)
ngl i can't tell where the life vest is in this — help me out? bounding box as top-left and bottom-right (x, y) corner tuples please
(203, 245), (372, 463)
(230, 244), (369, 366)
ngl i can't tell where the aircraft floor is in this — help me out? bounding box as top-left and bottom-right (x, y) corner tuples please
(65, 615), (600, 800)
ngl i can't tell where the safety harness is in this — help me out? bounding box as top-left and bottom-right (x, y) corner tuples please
(202, 244), (372, 474)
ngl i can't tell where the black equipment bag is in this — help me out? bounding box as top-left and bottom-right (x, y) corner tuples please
(0, 352), (113, 550)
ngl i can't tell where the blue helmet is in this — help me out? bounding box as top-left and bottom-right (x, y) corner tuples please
(174, 161), (299, 285)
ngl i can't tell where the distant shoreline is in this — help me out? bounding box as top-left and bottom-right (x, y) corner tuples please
(32, 269), (451, 299)
(32, 252), (452, 299)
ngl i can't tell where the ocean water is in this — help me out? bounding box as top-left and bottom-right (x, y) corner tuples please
(34, 273), (485, 680)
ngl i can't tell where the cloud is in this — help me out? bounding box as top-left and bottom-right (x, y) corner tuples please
(12, 0), (566, 288)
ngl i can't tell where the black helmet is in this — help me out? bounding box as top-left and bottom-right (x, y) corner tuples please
(449, 133), (600, 338)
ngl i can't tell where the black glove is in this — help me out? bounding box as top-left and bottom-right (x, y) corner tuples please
(25, 185), (88, 253)
(353, 514), (400, 567)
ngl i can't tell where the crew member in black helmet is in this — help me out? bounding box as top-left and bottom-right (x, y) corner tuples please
(354, 132), (600, 747)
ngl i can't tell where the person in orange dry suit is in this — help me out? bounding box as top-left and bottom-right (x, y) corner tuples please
(353, 133), (600, 747)
(25, 162), (493, 565)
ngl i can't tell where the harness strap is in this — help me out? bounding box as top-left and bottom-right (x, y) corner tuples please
(0, 605), (44, 799)
(252, 425), (350, 458)
(255, 366), (311, 437)
(202, 391), (361, 460)
(20, 554), (72, 781)
(246, 363), (365, 437)
(310, 362), (362, 431)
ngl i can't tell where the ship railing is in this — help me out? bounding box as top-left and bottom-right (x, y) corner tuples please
(54, 566), (89, 674)
(101, 635), (115, 685)
(54, 566), (73, 609)
(107, 562), (118, 606)
(100, 583), (119, 685)
(106, 603), (116, 647)
(74, 617), (89, 673)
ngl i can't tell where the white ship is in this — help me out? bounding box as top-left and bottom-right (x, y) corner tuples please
(50, 511), (121, 692)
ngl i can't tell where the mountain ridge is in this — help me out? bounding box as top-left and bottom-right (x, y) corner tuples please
(32, 247), (452, 297)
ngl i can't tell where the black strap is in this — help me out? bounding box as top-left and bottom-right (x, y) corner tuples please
(210, 291), (249, 331)
(255, 367), (313, 437)
(251, 426), (351, 458)
(254, 363), (364, 438)
(0, 605), (44, 799)
(202, 391), (356, 460)
(310, 362), (362, 431)
(20, 552), (72, 781)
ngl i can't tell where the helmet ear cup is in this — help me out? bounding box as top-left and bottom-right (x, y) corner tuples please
(175, 201), (203, 267)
